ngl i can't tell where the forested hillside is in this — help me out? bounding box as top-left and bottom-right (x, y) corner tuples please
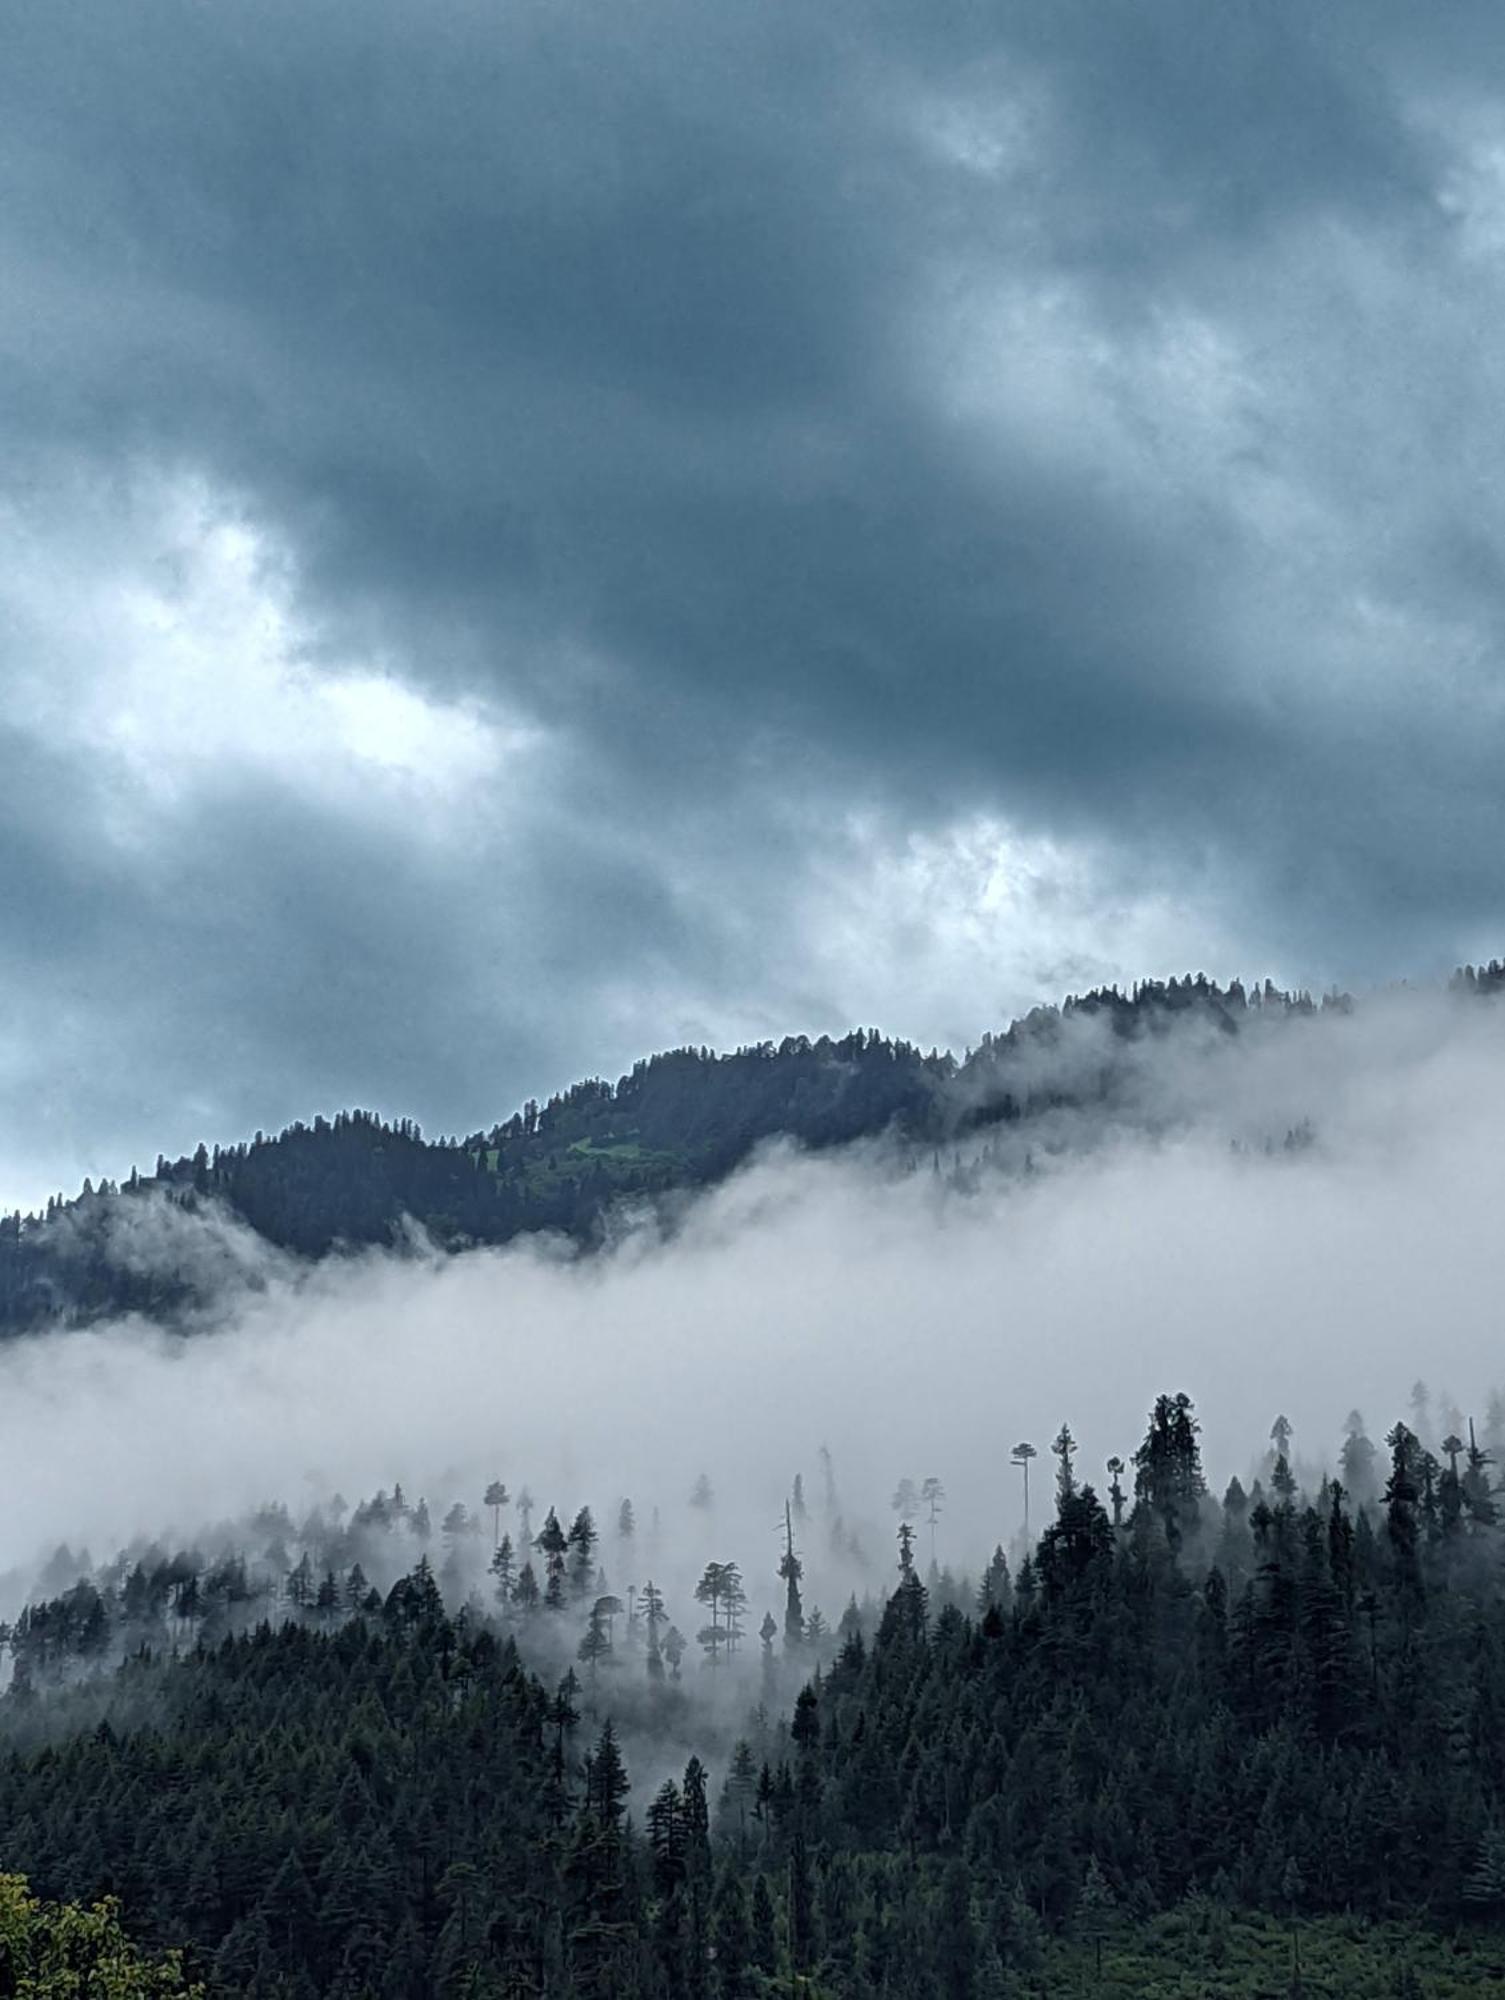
(1, 1393), (1504, 1995)
(5, 969), (1504, 1993)
(6, 963), (1486, 1337)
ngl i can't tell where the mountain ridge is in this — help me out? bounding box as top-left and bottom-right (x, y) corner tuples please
(3, 960), (1501, 1336)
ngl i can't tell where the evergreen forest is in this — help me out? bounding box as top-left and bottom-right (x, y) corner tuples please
(4, 965), (1505, 1991)
(1, 1392), (1504, 1995)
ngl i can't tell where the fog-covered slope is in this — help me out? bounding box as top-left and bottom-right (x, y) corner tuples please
(10, 962), (1482, 1336)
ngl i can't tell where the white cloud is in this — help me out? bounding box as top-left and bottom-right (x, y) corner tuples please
(2, 470), (536, 835)
(783, 810), (1255, 1050)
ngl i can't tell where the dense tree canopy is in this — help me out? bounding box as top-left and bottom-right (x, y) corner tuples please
(2, 1391), (1505, 1994)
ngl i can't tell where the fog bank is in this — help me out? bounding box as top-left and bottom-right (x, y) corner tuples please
(2, 986), (1503, 1601)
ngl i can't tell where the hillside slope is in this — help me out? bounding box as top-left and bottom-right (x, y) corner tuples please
(2, 965), (1497, 1335)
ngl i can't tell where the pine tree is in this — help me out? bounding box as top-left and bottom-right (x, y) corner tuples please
(779, 1501), (805, 1654)
(535, 1507), (569, 1610)
(921, 1476), (946, 1565)
(694, 1562), (744, 1668)
(1133, 1391), (1207, 1548)
(578, 1599), (614, 1688)
(640, 1579), (667, 1682)
(1463, 1421), (1498, 1527)
(490, 1533), (516, 1605)
(483, 1479), (509, 1547)
(647, 1781), (685, 1896)
(1384, 1423), (1424, 1601)
(512, 1559), (541, 1615)
(567, 1507), (598, 1601)
(548, 1670), (581, 1825)
(1341, 1412), (1378, 1505)
(591, 1719), (630, 1830)
(722, 1742), (759, 1857)
(1076, 1856), (1116, 1978)
(285, 1552), (314, 1611)
(749, 1874), (779, 1980)
(1052, 1424), (1077, 1503)
(787, 1827), (817, 1975)
(711, 1866), (754, 1999)
(933, 1856), (976, 2000)
(977, 1546), (1012, 1616)
(682, 1756), (713, 1997)
(897, 1520), (916, 1579)
(1106, 1455), (1127, 1528)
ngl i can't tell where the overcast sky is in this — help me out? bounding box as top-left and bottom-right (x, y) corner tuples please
(4, 2), (1504, 1209)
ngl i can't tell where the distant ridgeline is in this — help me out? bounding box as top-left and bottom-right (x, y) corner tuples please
(0, 963), (1500, 1336)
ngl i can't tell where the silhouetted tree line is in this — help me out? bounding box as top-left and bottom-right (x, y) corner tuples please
(1, 1470), (842, 1714)
(1450, 959), (1505, 997)
(0, 964), (1450, 1337)
(4, 1393), (1505, 1993)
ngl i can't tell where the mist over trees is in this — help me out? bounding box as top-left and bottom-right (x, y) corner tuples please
(0, 966), (1504, 1990)
(2, 1388), (1505, 1994)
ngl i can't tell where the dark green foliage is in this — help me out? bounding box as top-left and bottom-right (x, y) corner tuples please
(4, 1385), (1505, 1993)
(1134, 1390), (1208, 1548)
(0, 1034), (956, 1331)
(0, 1595), (568, 1994)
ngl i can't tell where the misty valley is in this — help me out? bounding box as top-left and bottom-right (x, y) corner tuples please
(1, 974), (1505, 1994)
(22, 0), (1505, 1987)
(2, 1394), (1505, 1998)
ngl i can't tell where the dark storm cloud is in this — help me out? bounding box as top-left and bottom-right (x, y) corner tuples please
(2, 1), (1503, 1198)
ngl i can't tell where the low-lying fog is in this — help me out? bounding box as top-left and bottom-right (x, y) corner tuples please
(2, 983), (1503, 1620)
